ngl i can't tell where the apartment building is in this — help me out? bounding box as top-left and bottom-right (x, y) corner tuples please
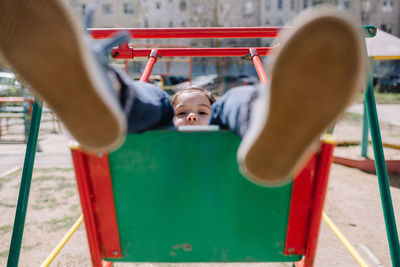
(69, 0), (400, 37)
(68, 0), (142, 28)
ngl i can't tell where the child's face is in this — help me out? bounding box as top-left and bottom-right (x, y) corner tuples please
(173, 91), (211, 127)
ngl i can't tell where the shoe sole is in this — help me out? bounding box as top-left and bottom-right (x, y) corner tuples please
(237, 9), (366, 186)
(0, 0), (126, 151)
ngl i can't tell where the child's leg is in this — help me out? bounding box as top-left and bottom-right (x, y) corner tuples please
(209, 85), (260, 137)
(235, 9), (366, 186)
(0, 0), (125, 151)
(0, 0), (173, 151)
(113, 67), (174, 133)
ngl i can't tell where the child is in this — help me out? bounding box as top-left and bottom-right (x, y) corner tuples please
(171, 87), (215, 127)
(0, 0), (366, 186)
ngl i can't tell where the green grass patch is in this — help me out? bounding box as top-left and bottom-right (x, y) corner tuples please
(355, 92), (400, 104)
(30, 204), (44, 210)
(34, 175), (68, 182)
(0, 249), (9, 258)
(341, 112), (363, 123)
(36, 193), (59, 209)
(46, 215), (76, 231)
(63, 190), (76, 199)
(21, 243), (40, 251)
(0, 171), (20, 191)
(69, 204), (80, 213)
(34, 167), (73, 173)
(0, 202), (16, 208)
(0, 225), (12, 234)
(56, 182), (76, 191)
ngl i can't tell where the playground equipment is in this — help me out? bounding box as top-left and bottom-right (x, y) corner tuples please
(0, 97), (33, 142)
(333, 28), (400, 174)
(6, 25), (400, 267)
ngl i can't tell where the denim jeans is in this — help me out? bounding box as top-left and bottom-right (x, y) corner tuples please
(114, 68), (260, 138)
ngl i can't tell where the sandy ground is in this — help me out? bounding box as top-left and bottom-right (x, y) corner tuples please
(0, 105), (399, 267)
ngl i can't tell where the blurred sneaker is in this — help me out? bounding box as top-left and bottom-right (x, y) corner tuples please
(0, 0), (129, 151)
(237, 7), (366, 186)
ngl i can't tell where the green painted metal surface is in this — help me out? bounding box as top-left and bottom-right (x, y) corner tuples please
(107, 131), (301, 263)
(7, 99), (42, 267)
(364, 58), (400, 266)
(362, 25), (376, 38)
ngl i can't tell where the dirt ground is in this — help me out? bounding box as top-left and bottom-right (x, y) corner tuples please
(0, 106), (399, 267)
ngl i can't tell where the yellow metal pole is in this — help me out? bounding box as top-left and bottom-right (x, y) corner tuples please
(322, 211), (369, 267)
(40, 214), (84, 267)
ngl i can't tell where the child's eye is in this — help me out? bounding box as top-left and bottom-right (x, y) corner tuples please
(198, 111), (208, 116)
(177, 111), (187, 116)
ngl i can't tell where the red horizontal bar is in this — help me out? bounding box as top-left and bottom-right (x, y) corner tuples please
(89, 27), (287, 39)
(111, 47), (274, 59)
(0, 97), (33, 104)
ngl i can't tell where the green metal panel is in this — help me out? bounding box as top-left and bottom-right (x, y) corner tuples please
(362, 25), (376, 38)
(107, 131), (301, 263)
(364, 58), (400, 266)
(7, 99), (42, 267)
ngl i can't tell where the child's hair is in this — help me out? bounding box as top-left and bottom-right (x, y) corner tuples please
(171, 86), (216, 107)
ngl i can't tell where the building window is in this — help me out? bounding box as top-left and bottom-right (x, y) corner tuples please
(303, 0), (307, 8)
(382, 1), (394, 12)
(180, 0), (187, 11)
(169, 21), (174, 27)
(243, 2), (254, 16)
(194, 3), (205, 15)
(102, 4), (112, 15)
(123, 3), (134, 14)
(381, 23), (392, 33)
(290, 0), (295, 9)
(344, 1), (351, 9)
(265, 0), (271, 10)
(278, 0), (283, 9)
(312, 0), (323, 6)
(361, 0), (371, 12)
(80, 4), (86, 15)
(156, 2), (161, 9)
(181, 21), (186, 27)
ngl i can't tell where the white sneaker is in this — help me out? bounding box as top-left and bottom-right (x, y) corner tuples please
(0, 0), (129, 151)
(237, 8), (366, 186)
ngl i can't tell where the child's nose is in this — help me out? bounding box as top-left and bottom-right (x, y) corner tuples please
(187, 112), (198, 122)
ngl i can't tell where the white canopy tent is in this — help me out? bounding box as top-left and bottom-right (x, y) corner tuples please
(365, 29), (400, 60)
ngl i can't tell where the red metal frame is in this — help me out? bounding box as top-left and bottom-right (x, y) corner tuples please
(294, 141), (336, 267)
(71, 149), (103, 267)
(89, 26), (288, 39)
(285, 154), (318, 255)
(0, 97), (34, 104)
(71, 148), (122, 267)
(111, 47), (273, 59)
(249, 48), (268, 84)
(0, 97), (34, 137)
(75, 26), (337, 267)
(140, 49), (158, 82)
(103, 27), (271, 83)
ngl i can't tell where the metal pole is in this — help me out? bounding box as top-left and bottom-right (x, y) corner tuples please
(364, 57), (400, 266)
(361, 99), (369, 158)
(7, 98), (42, 267)
(140, 49), (158, 82)
(249, 48), (268, 84)
(361, 57), (373, 158)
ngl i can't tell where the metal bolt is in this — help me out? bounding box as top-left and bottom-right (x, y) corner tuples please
(113, 251), (118, 256)
(288, 248), (294, 253)
(369, 27), (375, 34)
